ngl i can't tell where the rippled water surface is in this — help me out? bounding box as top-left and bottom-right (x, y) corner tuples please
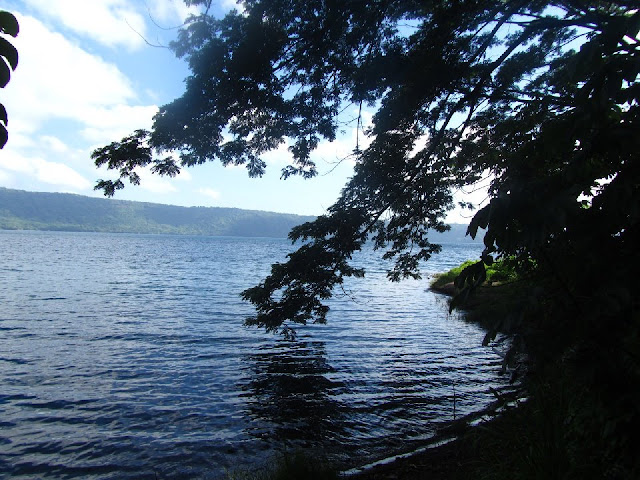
(0, 230), (508, 478)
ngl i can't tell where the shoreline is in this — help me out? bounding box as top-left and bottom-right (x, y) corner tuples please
(346, 393), (525, 480)
(346, 279), (523, 480)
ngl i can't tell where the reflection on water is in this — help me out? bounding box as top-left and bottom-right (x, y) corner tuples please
(241, 340), (346, 449)
(0, 231), (510, 478)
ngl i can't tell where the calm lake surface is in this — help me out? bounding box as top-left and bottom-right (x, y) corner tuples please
(0, 230), (510, 479)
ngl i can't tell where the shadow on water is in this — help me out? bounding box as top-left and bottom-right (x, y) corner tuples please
(234, 326), (493, 470)
(239, 337), (349, 453)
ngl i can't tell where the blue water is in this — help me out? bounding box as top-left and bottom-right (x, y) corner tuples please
(0, 230), (508, 478)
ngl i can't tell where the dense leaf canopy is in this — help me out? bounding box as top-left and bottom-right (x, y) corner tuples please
(93, 1), (640, 335)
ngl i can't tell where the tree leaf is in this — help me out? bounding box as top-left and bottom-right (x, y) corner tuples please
(0, 57), (10, 88)
(467, 204), (490, 239)
(0, 11), (19, 37)
(0, 123), (7, 148)
(0, 36), (18, 70)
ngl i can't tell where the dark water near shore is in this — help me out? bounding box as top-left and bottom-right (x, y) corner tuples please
(0, 230), (510, 479)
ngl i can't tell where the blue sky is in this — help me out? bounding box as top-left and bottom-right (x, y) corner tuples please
(1, 0), (480, 221)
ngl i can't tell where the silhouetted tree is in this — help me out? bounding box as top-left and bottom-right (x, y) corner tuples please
(93, 3), (640, 473)
(94, 1), (639, 337)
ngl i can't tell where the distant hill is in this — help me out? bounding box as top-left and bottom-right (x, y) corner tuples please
(0, 187), (316, 238)
(0, 187), (480, 241)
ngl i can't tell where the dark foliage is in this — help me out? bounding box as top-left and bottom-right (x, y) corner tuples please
(93, 2), (640, 475)
(94, 0), (639, 334)
(0, 10), (19, 149)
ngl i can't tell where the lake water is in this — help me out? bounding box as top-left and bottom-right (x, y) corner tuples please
(0, 230), (510, 479)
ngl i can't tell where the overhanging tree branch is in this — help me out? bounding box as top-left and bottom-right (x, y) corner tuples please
(92, 1), (639, 336)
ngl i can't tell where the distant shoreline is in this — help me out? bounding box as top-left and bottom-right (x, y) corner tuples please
(0, 187), (480, 242)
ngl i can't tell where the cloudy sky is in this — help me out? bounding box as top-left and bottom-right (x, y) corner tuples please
(1, 0), (478, 221)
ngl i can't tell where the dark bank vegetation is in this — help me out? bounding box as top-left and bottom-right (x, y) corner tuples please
(427, 257), (639, 480)
(431, 258), (532, 336)
(94, 1), (639, 478)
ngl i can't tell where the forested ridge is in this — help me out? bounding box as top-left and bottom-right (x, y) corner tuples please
(0, 187), (479, 240)
(0, 187), (315, 237)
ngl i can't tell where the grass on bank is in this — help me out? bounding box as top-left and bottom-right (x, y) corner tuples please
(430, 259), (519, 290)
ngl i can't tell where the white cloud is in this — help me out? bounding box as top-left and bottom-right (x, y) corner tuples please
(312, 138), (355, 165)
(6, 130), (35, 150)
(81, 105), (159, 144)
(147, 0), (201, 24)
(199, 187), (221, 200)
(0, 150), (40, 175)
(39, 135), (69, 153)
(5, 15), (144, 136)
(21, 0), (148, 50)
(175, 169), (192, 181)
(34, 159), (92, 189)
(0, 149), (92, 190)
(19, 0), (205, 52)
(261, 142), (293, 167)
(0, 14), (161, 195)
(136, 168), (178, 194)
(220, 0), (244, 13)
(0, 169), (11, 184)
